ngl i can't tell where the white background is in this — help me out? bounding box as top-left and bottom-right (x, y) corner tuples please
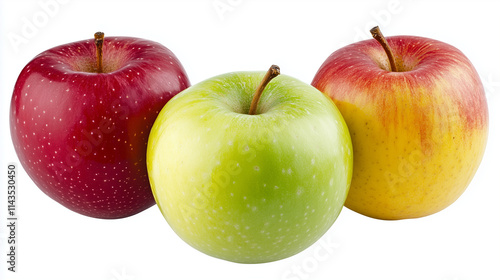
(1, 0), (499, 279)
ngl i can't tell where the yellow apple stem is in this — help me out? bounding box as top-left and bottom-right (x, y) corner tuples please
(248, 65), (280, 115)
(94, 32), (104, 73)
(370, 26), (399, 72)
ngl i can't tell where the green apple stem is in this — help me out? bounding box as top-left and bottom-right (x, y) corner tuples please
(248, 65), (280, 115)
(94, 32), (104, 73)
(370, 26), (399, 72)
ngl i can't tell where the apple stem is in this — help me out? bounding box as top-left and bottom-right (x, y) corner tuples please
(370, 26), (399, 72)
(94, 32), (104, 73)
(248, 65), (280, 115)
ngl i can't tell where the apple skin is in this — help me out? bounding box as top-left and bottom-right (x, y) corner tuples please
(10, 36), (190, 219)
(147, 72), (352, 263)
(312, 35), (488, 220)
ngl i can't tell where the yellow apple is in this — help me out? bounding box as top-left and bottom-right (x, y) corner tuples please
(312, 27), (488, 220)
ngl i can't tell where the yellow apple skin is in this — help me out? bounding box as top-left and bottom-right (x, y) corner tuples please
(312, 35), (488, 220)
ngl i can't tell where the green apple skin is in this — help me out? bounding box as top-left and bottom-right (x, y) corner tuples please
(147, 71), (352, 263)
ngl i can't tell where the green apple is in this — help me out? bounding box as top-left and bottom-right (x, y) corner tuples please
(147, 66), (353, 263)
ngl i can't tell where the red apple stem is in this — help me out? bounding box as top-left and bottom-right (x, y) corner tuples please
(248, 65), (280, 115)
(370, 26), (399, 72)
(94, 32), (104, 73)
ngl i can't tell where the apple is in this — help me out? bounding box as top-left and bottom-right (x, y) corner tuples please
(312, 27), (488, 220)
(147, 65), (353, 263)
(10, 32), (190, 219)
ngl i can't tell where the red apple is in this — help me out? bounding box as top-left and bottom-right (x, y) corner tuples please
(312, 27), (488, 219)
(10, 32), (190, 219)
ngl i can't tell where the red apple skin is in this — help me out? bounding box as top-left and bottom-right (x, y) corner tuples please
(10, 36), (190, 219)
(312, 35), (488, 219)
